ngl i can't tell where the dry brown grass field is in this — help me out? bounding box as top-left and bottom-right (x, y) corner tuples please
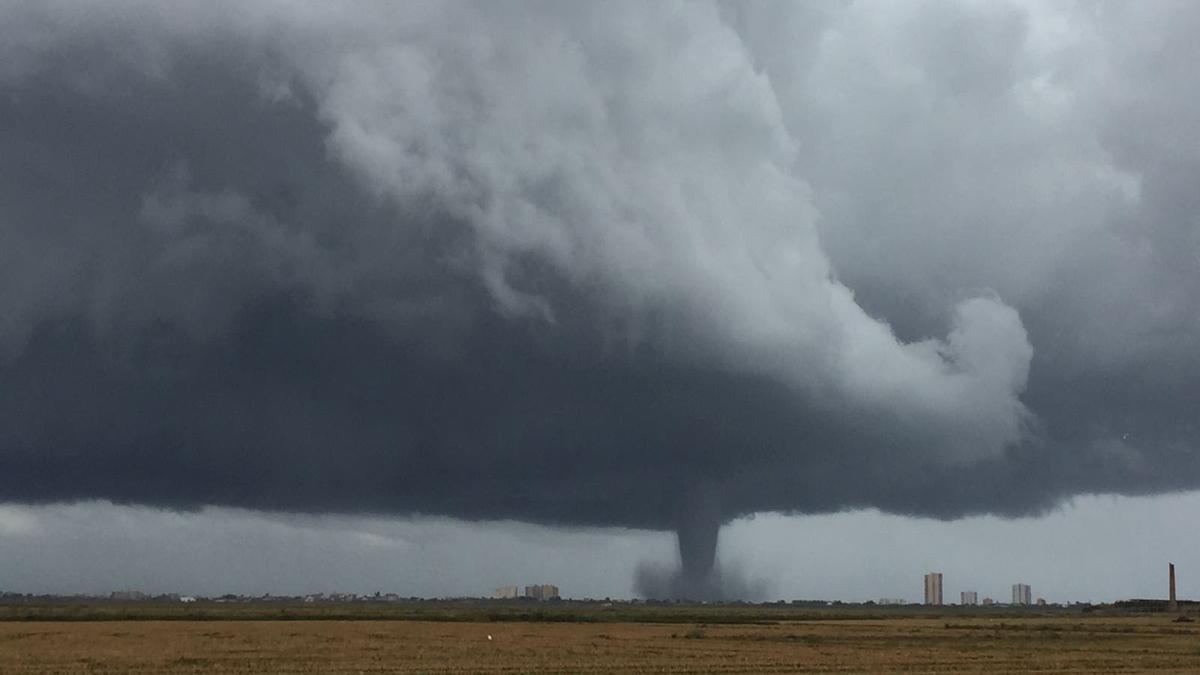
(3, 612), (1200, 673)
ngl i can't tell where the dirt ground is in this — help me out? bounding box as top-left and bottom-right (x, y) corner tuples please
(3, 616), (1200, 673)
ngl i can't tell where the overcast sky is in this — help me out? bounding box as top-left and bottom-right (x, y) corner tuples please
(1, 0), (1199, 601)
(2, 494), (1197, 602)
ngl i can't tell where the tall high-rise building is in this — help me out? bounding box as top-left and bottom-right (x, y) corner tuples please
(1011, 583), (1031, 605)
(960, 591), (978, 606)
(924, 572), (943, 605)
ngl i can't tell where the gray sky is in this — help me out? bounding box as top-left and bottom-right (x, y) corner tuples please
(2, 494), (1196, 602)
(1, 0), (1199, 599)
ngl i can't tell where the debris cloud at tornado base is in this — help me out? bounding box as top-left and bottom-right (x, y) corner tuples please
(2, 2), (1200, 599)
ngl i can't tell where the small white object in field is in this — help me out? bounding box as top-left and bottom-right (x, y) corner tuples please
(487, 634), (493, 641)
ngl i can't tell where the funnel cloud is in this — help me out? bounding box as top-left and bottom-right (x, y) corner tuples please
(2, 2), (1200, 599)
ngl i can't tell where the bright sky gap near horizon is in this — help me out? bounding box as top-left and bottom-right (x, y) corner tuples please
(3, 493), (1200, 602)
(1, 0), (1199, 602)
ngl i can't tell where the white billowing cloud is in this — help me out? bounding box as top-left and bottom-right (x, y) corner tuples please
(733, 0), (1198, 377)
(0, 0), (1036, 463)
(288, 2), (1034, 461)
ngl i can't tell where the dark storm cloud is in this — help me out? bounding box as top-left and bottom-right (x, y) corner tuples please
(1, 1), (1199, 597)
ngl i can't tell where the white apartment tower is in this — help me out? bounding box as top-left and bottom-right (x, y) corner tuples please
(924, 572), (943, 605)
(1011, 583), (1032, 606)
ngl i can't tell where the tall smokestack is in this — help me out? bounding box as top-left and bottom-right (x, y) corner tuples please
(1169, 562), (1178, 613)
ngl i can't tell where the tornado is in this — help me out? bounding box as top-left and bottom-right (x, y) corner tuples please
(677, 483), (721, 594)
(635, 482), (744, 600)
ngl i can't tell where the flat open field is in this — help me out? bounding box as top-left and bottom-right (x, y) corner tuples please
(3, 605), (1199, 673)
